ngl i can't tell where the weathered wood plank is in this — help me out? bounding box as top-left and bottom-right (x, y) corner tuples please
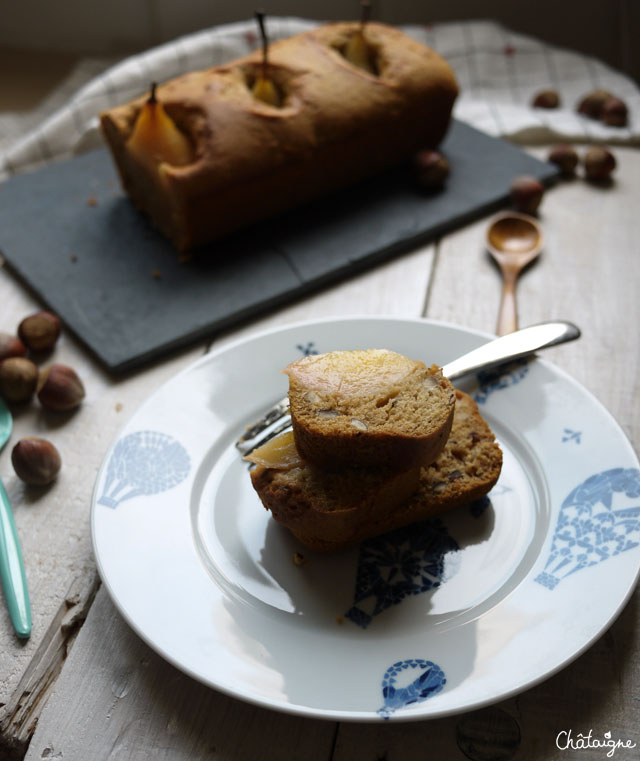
(0, 264), (206, 758)
(24, 586), (337, 761)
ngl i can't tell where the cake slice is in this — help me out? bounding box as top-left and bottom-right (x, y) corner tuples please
(284, 349), (456, 470)
(248, 390), (502, 551)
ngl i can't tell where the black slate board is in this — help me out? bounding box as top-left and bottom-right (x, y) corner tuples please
(0, 121), (556, 374)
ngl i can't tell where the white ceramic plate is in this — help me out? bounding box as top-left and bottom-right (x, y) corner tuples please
(91, 316), (640, 722)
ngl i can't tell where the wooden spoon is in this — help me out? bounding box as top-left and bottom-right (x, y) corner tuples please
(486, 211), (543, 335)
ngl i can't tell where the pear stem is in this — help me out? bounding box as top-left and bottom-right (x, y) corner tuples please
(148, 82), (158, 104)
(255, 9), (269, 78)
(360, 0), (371, 30)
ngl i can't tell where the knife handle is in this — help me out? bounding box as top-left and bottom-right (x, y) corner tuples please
(0, 479), (31, 638)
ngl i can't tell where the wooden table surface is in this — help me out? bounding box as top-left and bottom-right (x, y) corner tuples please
(0, 144), (638, 761)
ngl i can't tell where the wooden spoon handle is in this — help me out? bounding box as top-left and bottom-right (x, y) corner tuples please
(497, 273), (518, 335)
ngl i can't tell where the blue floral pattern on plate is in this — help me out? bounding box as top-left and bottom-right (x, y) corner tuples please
(474, 359), (529, 404)
(98, 430), (190, 509)
(562, 428), (582, 444)
(345, 519), (459, 629)
(536, 468), (640, 589)
(378, 659), (446, 719)
(295, 342), (318, 357)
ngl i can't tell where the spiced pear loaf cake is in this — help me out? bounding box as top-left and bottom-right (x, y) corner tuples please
(248, 430), (422, 545)
(100, 21), (458, 251)
(284, 349), (456, 469)
(248, 390), (503, 551)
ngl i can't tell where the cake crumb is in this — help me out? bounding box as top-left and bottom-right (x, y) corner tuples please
(152, 269), (162, 280)
(86, 196), (98, 207)
(336, 616), (343, 625)
(69, 253), (78, 262)
(115, 402), (123, 412)
(292, 552), (305, 566)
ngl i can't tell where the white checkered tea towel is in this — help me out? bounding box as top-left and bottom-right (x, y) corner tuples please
(1, 17), (639, 182)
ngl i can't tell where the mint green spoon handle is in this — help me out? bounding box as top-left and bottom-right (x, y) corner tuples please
(0, 479), (31, 638)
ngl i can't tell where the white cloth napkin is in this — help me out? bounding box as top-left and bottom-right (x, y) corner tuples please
(1, 17), (638, 182)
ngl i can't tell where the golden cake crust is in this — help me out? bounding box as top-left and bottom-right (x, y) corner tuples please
(100, 22), (459, 250)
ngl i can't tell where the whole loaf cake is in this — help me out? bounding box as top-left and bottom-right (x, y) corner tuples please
(100, 21), (459, 251)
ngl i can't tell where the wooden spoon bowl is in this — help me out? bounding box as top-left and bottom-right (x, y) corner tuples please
(486, 212), (543, 335)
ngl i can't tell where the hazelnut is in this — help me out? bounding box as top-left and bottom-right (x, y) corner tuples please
(601, 97), (628, 127)
(18, 311), (61, 353)
(0, 357), (39, 403)
(37, 364), (85, 411)
(413, 150), (450, 189)
(577, 89), (613, 119)
(509, 175), (544, 214)
(11, 437), (61, 486)
(0, 332), (27, 361)
(532, 89), (560, 109)
(584, 146), (616, 182)
(548, 145), (579, 176)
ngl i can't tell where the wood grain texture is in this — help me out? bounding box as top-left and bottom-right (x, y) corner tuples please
(24, 587), (337, 761)
(0, 262), (206, 758)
